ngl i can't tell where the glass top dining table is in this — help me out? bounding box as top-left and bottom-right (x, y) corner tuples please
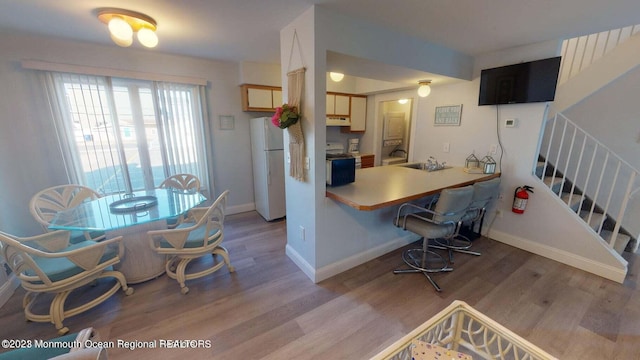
(49, 188), (206, 232)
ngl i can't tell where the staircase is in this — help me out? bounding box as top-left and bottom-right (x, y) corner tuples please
(536, 112), (640, 259)
(535, 155), (635, 256)
(533, 27), (640, 264)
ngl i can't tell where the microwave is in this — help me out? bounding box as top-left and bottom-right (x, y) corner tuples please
(326, 157), (355, 186)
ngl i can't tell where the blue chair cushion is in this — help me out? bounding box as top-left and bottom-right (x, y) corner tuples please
(159, 223), (220, 249)
(27, 240), (118, 283)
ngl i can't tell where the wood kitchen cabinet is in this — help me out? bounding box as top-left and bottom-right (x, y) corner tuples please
(326, 93), (350, 116)
(241, 84), (282, 112)
(361, 154), (375, 168)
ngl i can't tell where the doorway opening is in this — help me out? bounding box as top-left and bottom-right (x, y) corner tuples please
(380, 99), (413, 165)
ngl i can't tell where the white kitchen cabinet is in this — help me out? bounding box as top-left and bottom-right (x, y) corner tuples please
(326, 93), (350, 116)
(347, 96), (367, 132)
(241, 84), (282, 112)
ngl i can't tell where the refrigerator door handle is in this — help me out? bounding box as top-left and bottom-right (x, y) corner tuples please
(266, 155), (271, 185)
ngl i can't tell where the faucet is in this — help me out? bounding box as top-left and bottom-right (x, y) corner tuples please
(425, 156), (446, 171)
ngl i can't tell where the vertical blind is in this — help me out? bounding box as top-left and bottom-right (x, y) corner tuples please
(43, 72), (209, 195)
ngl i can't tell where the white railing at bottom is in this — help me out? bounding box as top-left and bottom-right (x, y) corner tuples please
(558, 25), (640, 85)
(538, 112), (640, 251)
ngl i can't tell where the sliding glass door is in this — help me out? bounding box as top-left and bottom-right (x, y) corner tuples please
(52, 73), (207, 195)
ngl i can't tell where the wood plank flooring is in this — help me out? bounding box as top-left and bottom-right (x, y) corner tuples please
(1, 210), (640, 359)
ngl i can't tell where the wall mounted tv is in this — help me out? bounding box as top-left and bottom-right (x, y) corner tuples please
(478, 56), (562, 106)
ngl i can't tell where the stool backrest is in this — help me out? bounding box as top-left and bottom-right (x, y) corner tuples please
(432, 185), (474, 224)
(471, 178), (501, 210)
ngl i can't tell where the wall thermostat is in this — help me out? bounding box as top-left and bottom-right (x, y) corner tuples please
(505, 118), (518, 128)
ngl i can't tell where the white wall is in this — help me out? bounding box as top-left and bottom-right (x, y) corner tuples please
(0, 31), (256, 235)
(240, 61), (281, 86)
(280, 8), (320, 275)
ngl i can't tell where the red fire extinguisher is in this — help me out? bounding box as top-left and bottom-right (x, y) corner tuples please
(512, 185), (534, 214)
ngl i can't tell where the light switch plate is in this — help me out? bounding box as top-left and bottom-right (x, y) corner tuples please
(489, 144), (498, 155)
(442, 142), (450, 153)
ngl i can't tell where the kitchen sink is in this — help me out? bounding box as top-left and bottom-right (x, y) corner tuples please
(397, 162), (450, 172)
(399, 162), (424, 170)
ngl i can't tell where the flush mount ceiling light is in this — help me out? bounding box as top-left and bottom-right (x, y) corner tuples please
(329, 72), (345, 82)
(398, 98), (409, 104)
(417, 80), (432, 97)
(97, 8), (158, 48)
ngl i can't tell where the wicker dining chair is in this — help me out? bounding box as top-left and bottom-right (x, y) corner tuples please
(147, 190), (234, 294)
(29, 185), (105, 243)
(159, 174), (203, 228)
(0, 230), (133, 335)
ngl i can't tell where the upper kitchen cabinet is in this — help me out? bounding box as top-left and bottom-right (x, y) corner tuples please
(326, 93), (350, 116)
(343, 95), (367, 133)
(241, 84), (282, 112)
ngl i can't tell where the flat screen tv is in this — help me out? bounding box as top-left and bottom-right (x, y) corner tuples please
(478, 56), (561, 106)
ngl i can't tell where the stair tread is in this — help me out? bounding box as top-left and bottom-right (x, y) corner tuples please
(543, 176), (563, 185)
(561, 192), (582, 211)
(579, 210), (606, 231)
(535, 162), (546, 178)
(543, 176), (564, 193)
(601, 230), (631, 255)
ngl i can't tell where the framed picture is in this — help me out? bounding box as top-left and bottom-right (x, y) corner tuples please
(219, 115), (235, 130)
(434, 104), (462, 126)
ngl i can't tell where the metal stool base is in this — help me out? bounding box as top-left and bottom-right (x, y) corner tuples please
(394, 248), (452, 292)
(431, 236), (481, 264)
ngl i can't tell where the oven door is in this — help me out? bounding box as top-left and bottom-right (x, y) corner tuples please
(326, 158), (355, 186)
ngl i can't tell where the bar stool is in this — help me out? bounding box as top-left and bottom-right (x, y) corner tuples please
(431, 178), (501, 262)
(393, 185), (474, 292)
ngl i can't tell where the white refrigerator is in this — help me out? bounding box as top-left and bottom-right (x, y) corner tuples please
(250, 117), (286, 221)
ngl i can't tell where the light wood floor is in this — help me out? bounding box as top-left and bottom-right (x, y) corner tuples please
(2, 211), (640, 359)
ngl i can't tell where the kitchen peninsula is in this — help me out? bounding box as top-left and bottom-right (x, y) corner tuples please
(326, 166), (500, 210)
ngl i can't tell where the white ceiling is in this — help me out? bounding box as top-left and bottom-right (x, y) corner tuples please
(1, 0), (639, 84)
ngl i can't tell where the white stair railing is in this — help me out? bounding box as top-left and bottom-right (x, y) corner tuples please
(538, 112), (640, 251)
(559, 25), (640, 85)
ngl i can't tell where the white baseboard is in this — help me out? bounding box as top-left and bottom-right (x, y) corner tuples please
(226, 202), (255, 216)
(488, 229), (627, 283)
(286, 235), (417, 283)
(0, 275), (19, 309)
(285, 244), (316, 281)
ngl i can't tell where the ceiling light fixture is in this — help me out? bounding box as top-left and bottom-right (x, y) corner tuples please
(329, 72), (345, 82)
(417, 80), (432, 97)
(398, 99), (409, 104)
(97, 8), (158, 48)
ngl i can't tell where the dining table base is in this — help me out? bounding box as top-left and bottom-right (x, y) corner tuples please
(109, 220), (168, 284)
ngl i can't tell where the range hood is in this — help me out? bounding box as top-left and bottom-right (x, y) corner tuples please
(327, 116), (351, 126)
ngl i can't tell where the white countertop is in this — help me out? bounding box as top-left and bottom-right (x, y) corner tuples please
(325, 166), (500, 211)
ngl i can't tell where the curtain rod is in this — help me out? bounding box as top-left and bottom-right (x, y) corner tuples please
(21, 59), (208, 86)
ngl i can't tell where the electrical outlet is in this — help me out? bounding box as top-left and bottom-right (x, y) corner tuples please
(286, 153), (291, 164)
(304, 157), (310, 169)
(299, 225), (305, 241)
(442, 142), (450, 153)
